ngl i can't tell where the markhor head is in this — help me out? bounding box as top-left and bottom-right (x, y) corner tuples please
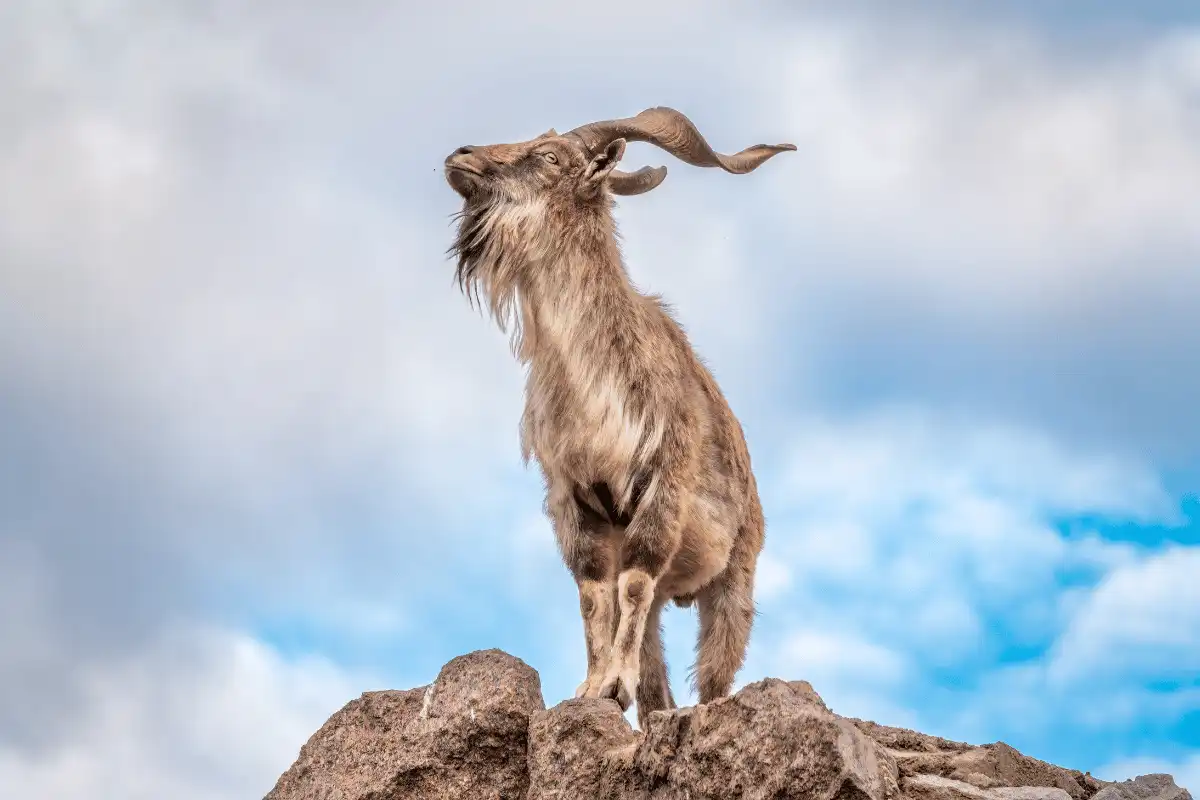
(443, 106), (795, 322)
(444, 105), (795, 203)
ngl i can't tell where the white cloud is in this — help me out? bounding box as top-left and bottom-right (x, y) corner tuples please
(743, 405), (1182, 738)
(0, 542), (63, 697)
(750, 627), (919, 727)
(1048, 546), (1200, 684)
(619, 202), (773, 378)
(776, 408), (1172, 525)
(941, 657), (1200, 747)
(753, 551), (795, 602)
(758, 18), (1200, 287)
(1, 1), (534, 518)
(779, 629), (910, 687)
(678, 10), (1200, 463)
(765, 408), (1172, 646)
(0, 627), (365, 800)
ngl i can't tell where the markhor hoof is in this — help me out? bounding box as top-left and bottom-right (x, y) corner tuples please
(598, 675), (634, 711)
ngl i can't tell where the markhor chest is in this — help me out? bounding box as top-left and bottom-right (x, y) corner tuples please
(522, 358), (653, 477)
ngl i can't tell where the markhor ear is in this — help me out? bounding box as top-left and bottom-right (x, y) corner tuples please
(583, 138), (626, 184)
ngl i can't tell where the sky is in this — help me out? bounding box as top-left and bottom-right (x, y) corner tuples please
(1, 1), (1199, 797)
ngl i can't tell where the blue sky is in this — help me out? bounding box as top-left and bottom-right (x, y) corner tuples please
(1, 1), (1199, 797)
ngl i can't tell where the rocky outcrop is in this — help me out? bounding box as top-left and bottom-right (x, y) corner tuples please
(1092, 775), (1194, 800)
(266, 650), (543, 799)
(265, 649), (1194, 800)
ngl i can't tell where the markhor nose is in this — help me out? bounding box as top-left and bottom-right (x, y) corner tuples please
(453, 145), (475, 156)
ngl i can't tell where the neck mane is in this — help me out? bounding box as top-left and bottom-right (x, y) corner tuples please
(451, 193), (634, 362)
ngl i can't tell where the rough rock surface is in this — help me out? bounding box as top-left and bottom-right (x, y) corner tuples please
(873, 733), (1103, 800)
(1092, 775), (1194, 800)
(266, 649), (1194, 800)
(527, 697), (639, 798)
(265, 649), (544, 799)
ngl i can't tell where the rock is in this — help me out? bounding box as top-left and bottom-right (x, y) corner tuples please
(614, 678), (901, 800)
(265, 649), (544, 800)
(905, 774), (1075, 800)
(850, 720), (974, 754)
(266, 649), (1192, 800)
(885, 741), (1098, 800)
(528, 678), (901, 800)
(265, 686), (427, 800)
(527, 697), (639, 799)
(1092, 774), (1193, 800)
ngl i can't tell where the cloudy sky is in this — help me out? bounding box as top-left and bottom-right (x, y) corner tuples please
(2, 1), (1199, 797)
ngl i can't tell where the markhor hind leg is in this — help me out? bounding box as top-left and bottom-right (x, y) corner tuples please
(693, 555), (757, 704)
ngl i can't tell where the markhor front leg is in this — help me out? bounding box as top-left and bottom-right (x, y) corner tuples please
(574, 578), (617, 698)
(590, 484), (683, 712)
(548, 480), (619, 701)
(594, 569), (655, 709)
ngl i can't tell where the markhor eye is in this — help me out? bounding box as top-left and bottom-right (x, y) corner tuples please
(541, 152), (558, 164)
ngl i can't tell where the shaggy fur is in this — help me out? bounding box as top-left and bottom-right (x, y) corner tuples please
(443, 107), (793, 726)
